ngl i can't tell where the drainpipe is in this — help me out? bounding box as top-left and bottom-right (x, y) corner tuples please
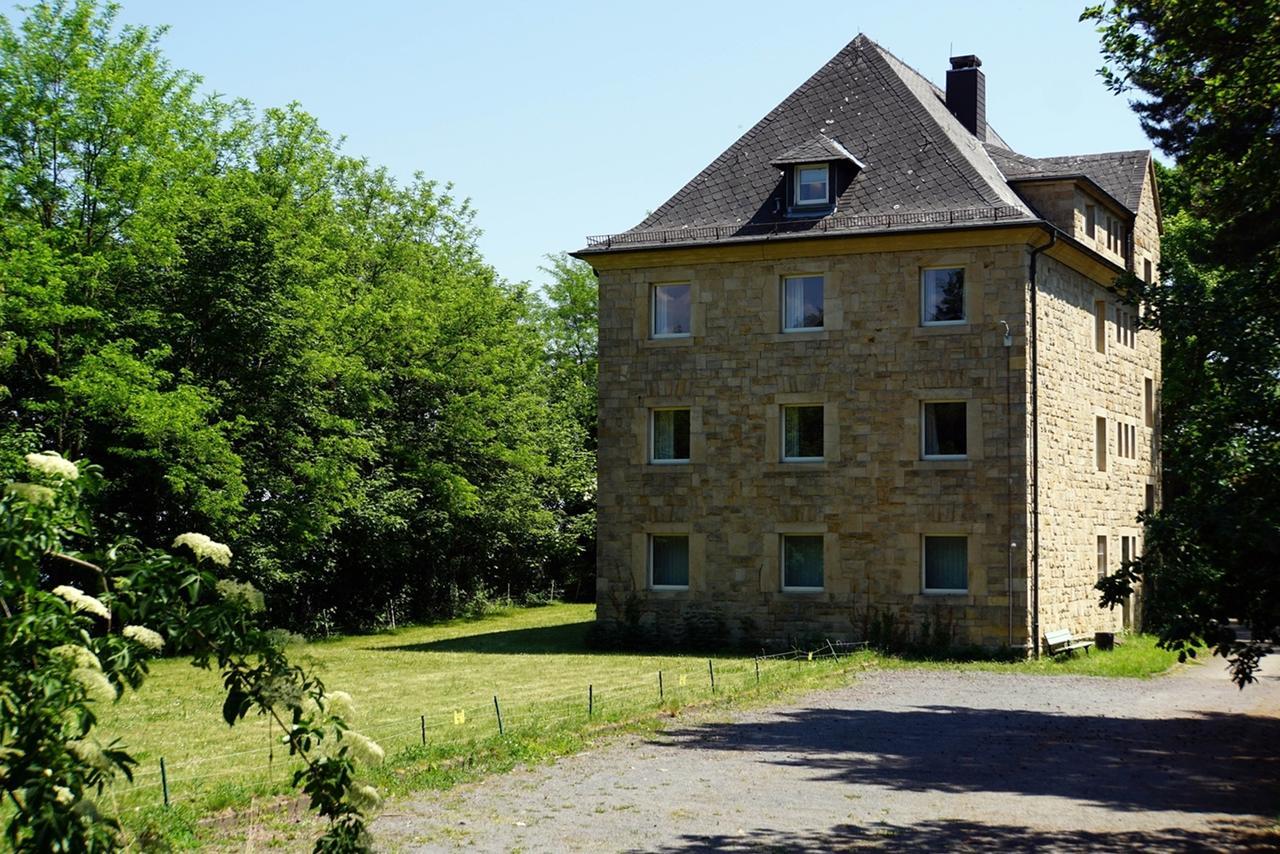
(1028, 229), (1056, 658)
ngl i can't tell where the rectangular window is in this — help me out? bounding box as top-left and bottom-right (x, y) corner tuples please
(921, 401), (967, 459)
(651, 283), (691, 338)
(1129, 424), (1137, 458)
(921, 267), (966, 325)
(1116, 308), (1136, 348)
(781, 535), (824, 591)
(1145, 378), (1155, 427)
(1086, 204), (1097, 238)
(1094, 300), (1107, 353)
(1145, 484), (1156, 514)
(650, 408), (690, 463)
(1097, 535), (1108, 580)
(1144, 258), (1153, 283)
(795, 164), (829, 206)
(923, 535), (968, 593)
(1096, 416), (1108, 472)
(782, 275), (824, 331)
(782, 405), (824, 461)
(649, 535), (689, 589)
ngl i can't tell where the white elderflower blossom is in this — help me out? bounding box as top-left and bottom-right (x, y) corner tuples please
(347, 783), (381, 814)
(67, 740), (111, 771)
(122, 625), (165, 651)
(215, 579), (265, 613)
(25, 451), (78, 480)
(72, 668), (117, 703)
(51, 586), (110, 620)
(50, 644), (102, 671)
(172, 532), (232, 566)
(53, 786), (74, 806)
(5, 482), (55, 506)
(322, 690), (355, 719)
(341, 730), (384, 766)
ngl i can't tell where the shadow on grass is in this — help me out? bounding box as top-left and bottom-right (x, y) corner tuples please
(659, 705), (1280, 817)
(374, 621), (598, 655)
(638, 818), (1280, 852)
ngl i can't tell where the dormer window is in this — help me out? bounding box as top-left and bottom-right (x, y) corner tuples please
(795, 164), (830, 206)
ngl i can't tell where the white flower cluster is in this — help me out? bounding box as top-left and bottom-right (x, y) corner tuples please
(72, 667), (117, 703)
(215, 579), (265, 613)
(172, 532), (233, 567)
(25, 451), (78, 480)
(51, 585), (110, 620)
(341, 730), (385, 766)
(67, 740), (111, 771)
(50, 644), (102, 671)
(322, 690), (355, 719)
(347, 782), (381, 814)
(123, 625), (165, 651)
(5, 482), (55, 506)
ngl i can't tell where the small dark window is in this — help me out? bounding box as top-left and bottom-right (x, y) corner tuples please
(1086, 205), (1097, 238)
(924, 536), (968, 592)
(922, 402), (967, 459)
(782, 405), (824, 461)
(651, 409), (691, 463)
(782, 535), (824, 590)
(650, 535), (689, 588)
(921, 268), (965, 324)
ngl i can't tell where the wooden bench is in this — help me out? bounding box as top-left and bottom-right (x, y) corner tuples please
(1045, 628), (1094, 657)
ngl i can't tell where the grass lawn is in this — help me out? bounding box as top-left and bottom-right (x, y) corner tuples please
(89, 604), (1182, 848)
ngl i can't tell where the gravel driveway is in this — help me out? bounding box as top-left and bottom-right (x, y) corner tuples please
(374, 656), (1280, 852)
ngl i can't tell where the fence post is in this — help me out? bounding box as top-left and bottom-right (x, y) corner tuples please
(421, 714), (426, 746)
(755, 657), (760, 684)
(708, 659), (716, 693)
(493, 696), (504, 736)
(588, 684), (593, 719)
(658, 670), (664, 702)
(160, 757), (169, 808)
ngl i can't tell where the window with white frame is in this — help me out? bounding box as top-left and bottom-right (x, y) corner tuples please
(1116, 307), (1136, 348)
(923, 535), (967, 593)
(651, 283), (691, 338)
(649, 535), (689, 589)
(922, 401), (967, 459)
(794, 164), (829, 206)
(650, 408), (690, 463)
(782, 274), (824, 331)
(782, 404), (824, 461)
(921, 268), (965, 325)
(781, 534), (823, 590)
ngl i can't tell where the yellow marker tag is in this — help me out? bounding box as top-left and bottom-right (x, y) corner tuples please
(807, 651), (814, 661)
(678, 674), (687, 687)
(453, 710), (466, 725)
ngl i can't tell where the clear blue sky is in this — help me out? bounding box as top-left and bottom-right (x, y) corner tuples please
(5, 1), (1155, 288)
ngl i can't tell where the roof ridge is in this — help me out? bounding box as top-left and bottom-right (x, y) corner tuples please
(865, 42), (1019, 211)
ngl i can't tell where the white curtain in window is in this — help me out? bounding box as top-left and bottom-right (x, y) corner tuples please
(784, 279), (805, 329)
(653, 411), (674, 460)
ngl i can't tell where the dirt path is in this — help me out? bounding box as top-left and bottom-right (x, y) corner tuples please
(373, 656), (1280, 852)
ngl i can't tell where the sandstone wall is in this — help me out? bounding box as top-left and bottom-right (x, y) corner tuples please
(595, 240), (1033, 649)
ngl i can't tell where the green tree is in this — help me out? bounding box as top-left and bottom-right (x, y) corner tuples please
(0, 0), (592, 631)
(1084, 1), (1280, 684)
(1, 453), (380, 851)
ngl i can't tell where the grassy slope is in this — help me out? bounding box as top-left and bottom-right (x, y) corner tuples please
(92, 604), (1181, 847)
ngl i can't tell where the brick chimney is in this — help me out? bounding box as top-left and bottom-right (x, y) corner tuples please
(946, 54), (985, 138)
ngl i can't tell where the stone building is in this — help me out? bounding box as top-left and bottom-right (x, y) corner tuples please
(575, 35), (1161, 654)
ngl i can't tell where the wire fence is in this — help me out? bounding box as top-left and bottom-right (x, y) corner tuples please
(116, 640), (868, 809)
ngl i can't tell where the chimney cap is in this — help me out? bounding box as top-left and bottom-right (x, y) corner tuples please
(949, 54), (982, 70)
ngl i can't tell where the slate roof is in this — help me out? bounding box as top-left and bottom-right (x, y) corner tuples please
(580, 34), (1151, 253)
(984, 145), (1150, 213)
(770, 135), (865, 169)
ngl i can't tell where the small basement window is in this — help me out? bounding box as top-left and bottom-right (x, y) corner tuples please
(794, 164), (830, 206)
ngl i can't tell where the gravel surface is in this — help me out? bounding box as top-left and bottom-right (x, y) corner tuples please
(374, 656), (1280, 852)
